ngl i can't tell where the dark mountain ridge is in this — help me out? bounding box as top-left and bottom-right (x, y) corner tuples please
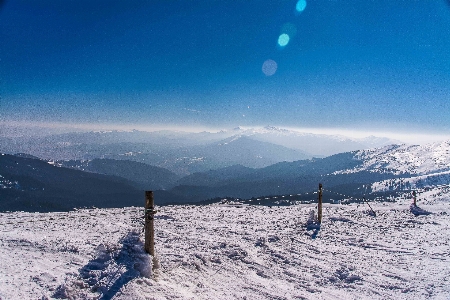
(59, 158), (180, 190)
(0, 154), (141, 212)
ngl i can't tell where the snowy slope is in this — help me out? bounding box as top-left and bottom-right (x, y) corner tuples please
(330, 140), (450, 193)
(350, 141), (450, 176)
(1, 188), (449, 299)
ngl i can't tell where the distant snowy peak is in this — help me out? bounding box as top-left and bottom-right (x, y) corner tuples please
(246, 126), (317, 137)
(262, 126), (290, 133)
(230, 126), (290, 136)
(220, 126), (399, 157)
(349, 140), (450, 175)
(227, 126), (397, 143)
(355, 135), (402, 149)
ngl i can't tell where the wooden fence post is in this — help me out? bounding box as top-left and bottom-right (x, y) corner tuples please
(413, 190), (417, 206)
(318, 183), (323, 223)
(363, 197), (377, 217)
(145, 191), (156, 256)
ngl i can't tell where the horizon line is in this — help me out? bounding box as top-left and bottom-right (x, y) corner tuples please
(1, 120), (450, 145)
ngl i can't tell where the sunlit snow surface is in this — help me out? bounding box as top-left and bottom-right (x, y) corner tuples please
(1, 189), (449, 299)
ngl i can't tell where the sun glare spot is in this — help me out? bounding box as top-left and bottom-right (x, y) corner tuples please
(278, 33), (290, 47)
(296, 0), (307, 12)
(262, 59), (278, 76)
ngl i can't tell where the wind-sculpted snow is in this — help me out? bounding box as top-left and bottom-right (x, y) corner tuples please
(0, 190), (449, 299)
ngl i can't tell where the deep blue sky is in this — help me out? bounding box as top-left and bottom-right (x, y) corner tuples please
(1, 0), (450, 136)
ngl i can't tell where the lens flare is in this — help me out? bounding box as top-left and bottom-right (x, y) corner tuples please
(296, 0), (307, 12)
(278, 33), (290, 47)
(262, 59), (277, 76)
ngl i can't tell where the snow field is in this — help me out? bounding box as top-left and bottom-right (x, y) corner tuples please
(0, 208), (150, 299)
(0, 191), (449, 299)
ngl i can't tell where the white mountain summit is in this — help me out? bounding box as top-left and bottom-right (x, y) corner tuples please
(226, 126), (400, 157)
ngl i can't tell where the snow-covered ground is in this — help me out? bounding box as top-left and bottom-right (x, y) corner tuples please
(1, 188), (449, 299)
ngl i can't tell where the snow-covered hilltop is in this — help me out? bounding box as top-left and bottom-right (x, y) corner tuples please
(352, 140), (450, 175)
(0, 188), (449, 299)
(331, 140), (450, 193)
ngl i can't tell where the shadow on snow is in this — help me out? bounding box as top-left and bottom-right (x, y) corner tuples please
(410, 204), (432, 216)
(54, 231), (152, 300)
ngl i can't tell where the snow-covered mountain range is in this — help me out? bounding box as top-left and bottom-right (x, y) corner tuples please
(0, 127), (399, 173)
(2, 138), (449, 211)
(164, 139), (450, 201)
(228, 126), (400, 157)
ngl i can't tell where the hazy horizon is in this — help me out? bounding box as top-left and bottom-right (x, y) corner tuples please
(1, 120), (450, 146)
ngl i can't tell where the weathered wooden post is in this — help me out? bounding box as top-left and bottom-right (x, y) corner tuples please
(363, 197), (377, 217)
(318, 183), (323, 223)
(145, 191), (156, 256)
(413, 190), (417, 206)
